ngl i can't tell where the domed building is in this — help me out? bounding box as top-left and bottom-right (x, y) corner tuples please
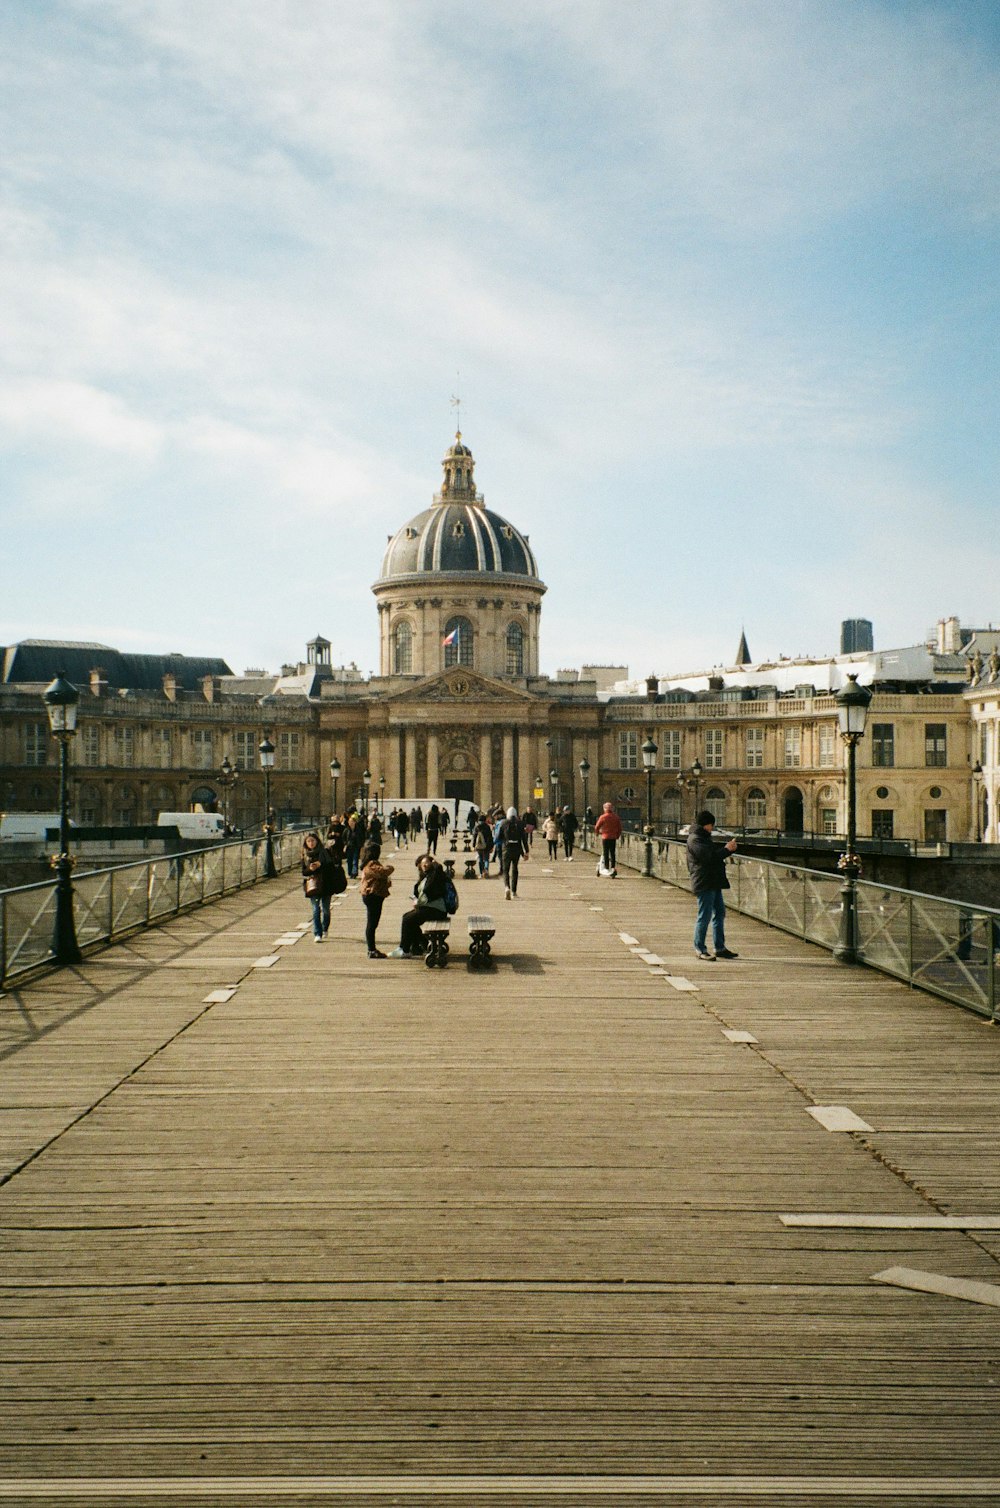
(374, 433), (546, 680)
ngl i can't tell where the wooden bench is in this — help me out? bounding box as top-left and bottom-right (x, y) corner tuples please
(467, 914), (496, 970)
(421, 919), (451, 969)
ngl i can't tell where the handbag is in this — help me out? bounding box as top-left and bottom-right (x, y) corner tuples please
(304, 873), (322, 897)
(330, 862), (348, 895)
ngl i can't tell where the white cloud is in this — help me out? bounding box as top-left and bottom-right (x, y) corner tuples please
(0, 377), (163, 457)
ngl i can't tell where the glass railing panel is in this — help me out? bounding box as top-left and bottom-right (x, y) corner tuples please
(74, 870), (113, 948)
(736, 860), (769, 921)
(3, 884), (57, 977)
(202, 847), (225, 901)
(148, 858), (179, 921)
(767, 866), (805, 935)
(110, 864), (149, 936)
(855, 884), (910, 980)
(908, 892), (992, 1018)
(803, 869), (843, 949)
(177, 853), (205, 908)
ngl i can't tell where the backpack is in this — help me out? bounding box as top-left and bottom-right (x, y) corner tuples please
(443, 876), (459, 915)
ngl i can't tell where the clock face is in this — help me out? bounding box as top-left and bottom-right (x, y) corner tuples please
(449, 677), (470, 697)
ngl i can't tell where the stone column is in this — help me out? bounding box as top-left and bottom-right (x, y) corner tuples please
(501, 731), (514, 807)
(386, 729), (401, 802)
(404, 731), (417, 799)
(427, 731), (440, 797)
(479, 731), (492, 809)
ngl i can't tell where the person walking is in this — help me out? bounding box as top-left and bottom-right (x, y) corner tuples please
(500, 805), (529, 899)
(542, 811), (560, 861)
(522, 807), (538, 846)
(301, 831), (336, 942)
(560, 805), (578, 861)
(473, 813), (493, 876)
(390, 854), (448, 957)
(344, 812), (364, 878)
(395, 808), (409, 848)
(359, 840), (394, 959)
(686, 809), (739, 961)
(425, 803), (441, 854)
(594, 801), (623, 876)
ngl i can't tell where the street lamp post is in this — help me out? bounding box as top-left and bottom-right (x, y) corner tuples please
(642, 735), (658, 877)
(549, 768), (559, 812)
(972, 762), (984, 842)
(218, 755), (239, 832)
(379, 774), (385, 816)
(329, 756), (341, 817)
(43, 672), (82, 966)
(579, 758), (591, 850)
(362, 768), (372, 814)
(832, 673), (872, 964)
(259, 735), (277, 878)
(676, 758), (703, 825)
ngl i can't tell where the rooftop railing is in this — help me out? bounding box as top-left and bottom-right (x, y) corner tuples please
(614, 831), (1000, 1022)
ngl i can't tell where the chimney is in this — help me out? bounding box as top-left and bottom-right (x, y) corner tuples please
(162, 672), (177, 702)
(201, 675), (219, 703)
(88, 667), (108, 697)
(645, 674), (659, 702)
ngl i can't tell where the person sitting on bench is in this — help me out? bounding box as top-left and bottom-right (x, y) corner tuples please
(391, 854), (448, 958)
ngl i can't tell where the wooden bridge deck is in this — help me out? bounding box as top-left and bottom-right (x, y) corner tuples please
(2, 850), (1000, 1507)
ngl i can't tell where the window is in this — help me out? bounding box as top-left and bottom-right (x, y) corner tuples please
(783, 726), (801, 768)
(818, 724), (836, 767)
(155, 728), (172, 769)
(745, 727), (764, 769)
(872, 809), (894, 840)
(352, 732), (368, 759)
(278, 732), (301, 771)
(113, 725), (135, 766)
(924, 809), (947, 842)
(704, 787), (727, 826)
(660, 791), (681, 824)
(191, 729), (213, 769)
(80, 726), (100, 767)
(443, 616), (473, 668)
(548, 732), (570, 758)
(925, 724), (947, 767)
(980, 722), (990, 767)
(871, 723), (895, 767)
(745, 788), (767, 826)
(661, 730), (681, 769)
(618, 730), (638, 770)
(393, 621), (413, 675)
(820, 808), (837, 835)
(234, 731), (255, 772)
(505, 622), (524, 676)
(704, 728), (724, 769)
(24, 722), (48, 766)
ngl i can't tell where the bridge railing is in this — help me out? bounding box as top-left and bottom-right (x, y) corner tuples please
(614, 832), (1000, 1022)
(0, 833), (303, 988)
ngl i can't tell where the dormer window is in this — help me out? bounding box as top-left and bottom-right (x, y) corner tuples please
(500, 525), (513, 540)
(452, 522), (465, 538)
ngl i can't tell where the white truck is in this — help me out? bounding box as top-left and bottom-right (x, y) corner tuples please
(0, 812), (69, 842)
(156, 812), (226, 840)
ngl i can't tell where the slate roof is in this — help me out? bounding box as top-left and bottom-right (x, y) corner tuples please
(1, 641), (233, 692)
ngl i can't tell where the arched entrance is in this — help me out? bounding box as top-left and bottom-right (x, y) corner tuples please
(783, 787), (804, 834)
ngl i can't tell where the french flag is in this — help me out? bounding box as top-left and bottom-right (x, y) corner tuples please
(442, 628), (458, 647)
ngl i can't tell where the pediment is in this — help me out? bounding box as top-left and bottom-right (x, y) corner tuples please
(388, 669), (539, 706)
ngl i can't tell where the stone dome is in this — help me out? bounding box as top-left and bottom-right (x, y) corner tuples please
(378, 434), (540, 583)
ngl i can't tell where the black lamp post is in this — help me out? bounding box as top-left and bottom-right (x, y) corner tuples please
(579, 757), (591, 850)
(259, 735), (277, 878)
(549, 767), (559, 811)
(676, 758), (703, 823)
(362, 768), (372, 814)
(218, 755), (239, 832)
(642, 734), (658, 877)
(43, 672), (82, 966)
(972, 762), (984, 842)
(832, 673), (872, 964)
(329, 756), (341, 816)
(378, 774), (386, 815)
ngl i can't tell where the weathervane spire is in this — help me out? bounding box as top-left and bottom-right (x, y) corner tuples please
(450, 377), (462, 439)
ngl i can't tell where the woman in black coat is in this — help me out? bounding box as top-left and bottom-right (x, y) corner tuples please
(391, 855), (448, 957)
(301, 831), (337, 943)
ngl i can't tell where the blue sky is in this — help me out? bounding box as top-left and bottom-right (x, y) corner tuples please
(1, 0), (998, 678)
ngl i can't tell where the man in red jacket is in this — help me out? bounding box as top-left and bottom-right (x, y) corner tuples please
(594, 801), (623, 876)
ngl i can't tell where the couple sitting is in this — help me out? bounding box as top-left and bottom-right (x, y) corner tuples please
(389, 854), (448, 959)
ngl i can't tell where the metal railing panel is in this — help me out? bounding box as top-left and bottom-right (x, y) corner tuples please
(766, 865), (806, 938)
(736, 860), (770, 923)
(177, 853), (205, 909)
(855, 884), (912, 982)
(202, 847), (226, 902)
(148, 858), (178, 921)
(908, 892), (992, 1019)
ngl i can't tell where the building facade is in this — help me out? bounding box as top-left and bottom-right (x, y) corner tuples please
(0, 434), (989, 846)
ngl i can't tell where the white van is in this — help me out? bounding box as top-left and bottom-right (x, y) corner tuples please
(0, 812), (68, 842)
(156, 812), (226, 840)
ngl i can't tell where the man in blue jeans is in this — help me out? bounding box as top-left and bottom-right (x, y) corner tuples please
(685, 809), (739, 961)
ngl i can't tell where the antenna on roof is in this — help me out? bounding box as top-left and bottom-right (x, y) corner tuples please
(450, 376), (462, 437)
